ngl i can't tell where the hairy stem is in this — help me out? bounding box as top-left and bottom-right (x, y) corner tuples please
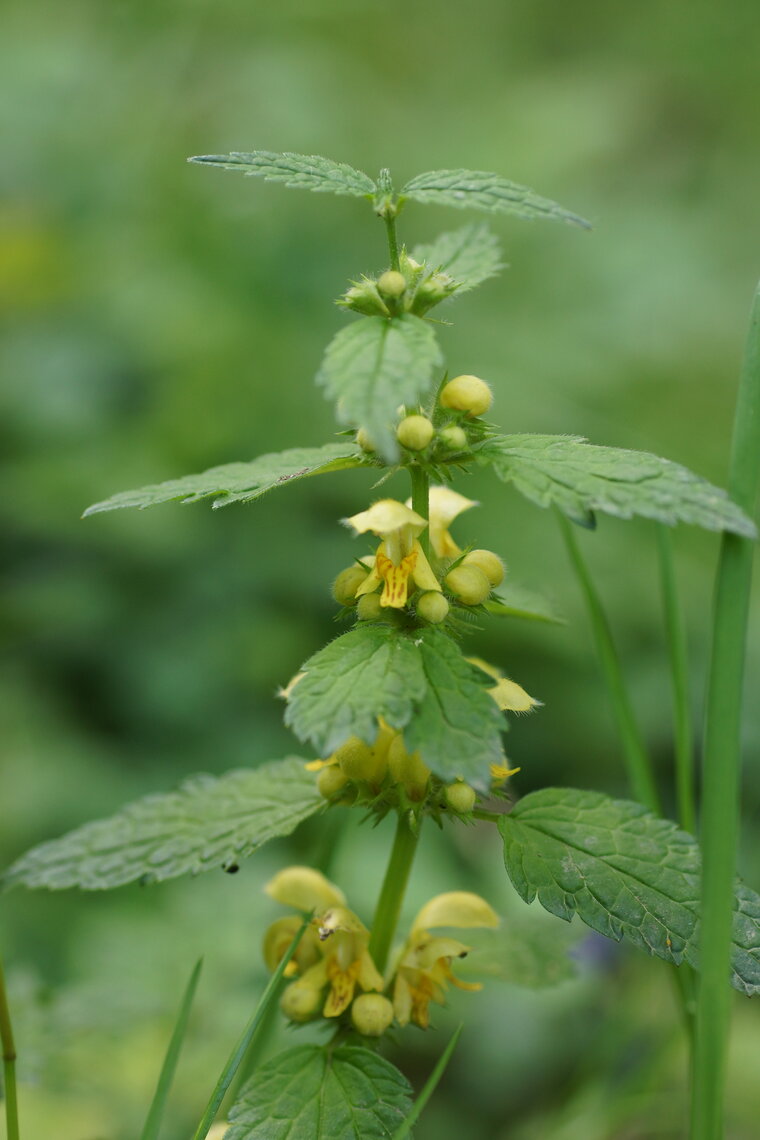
(691, 283), (760, 1140)
(656, 525), (696, 835)
(409, 464), (431, 558)
(384, 212), (401, 272)
(0, 957), (19, 1140)
(558, 513), (661, 814)
(369, 812), (420, 975)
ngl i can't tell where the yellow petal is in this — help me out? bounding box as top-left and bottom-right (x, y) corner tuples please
(411, 935), (473, 970)
(265, 866), (346, 913)
(277, 672), (305, 701)
(377, 550), (416, 608)
(411, 540), (442, 593)
(357, 948), (384, 993)
(323, 958), (359, 1017)
(415, 486), (478, 558)
(412, 891), (500, 934)
(488, 677), (541, 713)
(345, 499), (426, 539)
(392, 973), (413, 1027)
(317, 906), (370, 940)
(304, 756), (337, 771)
(490, 762), (521, 785)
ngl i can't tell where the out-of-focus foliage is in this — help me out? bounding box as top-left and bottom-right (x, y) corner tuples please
(2, 0), (759, 1137)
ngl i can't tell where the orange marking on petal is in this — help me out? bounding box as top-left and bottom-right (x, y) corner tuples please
(377, 551), (417, 609)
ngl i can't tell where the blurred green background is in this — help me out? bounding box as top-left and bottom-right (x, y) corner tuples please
(2, 0), (759, 1136)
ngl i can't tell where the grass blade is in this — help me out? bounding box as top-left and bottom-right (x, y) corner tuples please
(557, 512), (661, 814)
(691, 283), (760, 1140)
(0, 956), (20, 1140)
(191, 918), (308, 1140)
(392, 1023), (463, 1140)
(139, 958), (203, 1140)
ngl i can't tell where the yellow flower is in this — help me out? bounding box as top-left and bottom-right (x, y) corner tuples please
(345, 499), (441, 609)
(407, 486), (478, 559)
(391, 891), (499, 1029)
(264, 868), (384, 1019)
(467, 657), (541, 714)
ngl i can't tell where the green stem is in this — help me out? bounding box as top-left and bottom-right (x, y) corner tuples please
(656, 525), (696, 835)
(368, 812), (420, 975)
(384, 212), (400, 271)
(558, 512), (661, 814)
(0, 958), (20, 1140)
(690, 283), (760, 1140)
(409, 464), (431, 558)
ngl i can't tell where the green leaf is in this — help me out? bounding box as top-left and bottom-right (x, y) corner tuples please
(188, 151), (376, 199)
(479, 434), (758, 537)
(316, 316), (443, 462)
(2, 758), (323, 891)
(284, 627), (427, 756)
(84, 443), (364, 515)
(499, 787), (760, 995)
(226, 1045), (412, 1140)
(486, 581), (565, 624)
(140, 959), (203, 1140)
(401, 169), (591, 228)
(404, 628), (504, 789)
(411, 223), (503, 294)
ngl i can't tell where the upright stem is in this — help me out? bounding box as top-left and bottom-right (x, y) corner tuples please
(558, 513), (661, 815)
(656, 525), (696, 835)
(0, 957), (20, 1140)
(691, 284), (760, 1140)
(384, 212), (401, 271)
(409, 464), (431, 558)
(369, 812), (420, 975)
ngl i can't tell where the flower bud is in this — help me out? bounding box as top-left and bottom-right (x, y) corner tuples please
(440, 375), (493, 417)
(396, 414), (434, 451)
(335, 736), (386, 783)
(410, 271), (458, 315)
(357, 594), (383, 621)
(445, 781), (477, 813)
(416, 591), (449, 624)
(356, 427), (376, 453)
(438, 425), (468, 452)
(388, 735), (430, 800)
(445, 565), (492, 605)
(280, 979), (323, 1023)
(377, 270), (407, 299)
(462, 549), (505, 588)
(351, 992), (395, 1037)
(332, 565), (369, 605)
(317, 765), (350, 799)
(339, 280), (390, 317)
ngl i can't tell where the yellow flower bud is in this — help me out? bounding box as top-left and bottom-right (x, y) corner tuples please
(438, 425), (468, 452)
(357, 593), (384, 621)
(356, 427), (376, 453)
(396, 414), (434, 451)
(388, 735), (430, 801)
(461, 549), (505, 587)
(317, 765), (350, 799)
(445, 782), (477, 813)
(445, 565), (492, 605)
(334, 736), (386, 783)
(280, 979), (323, 1023)
(332, 565), (369, 605)
(351, 992), (395, 1037)
(377, 270), (407, 298)
(416, 591), (449, 624)
(440, 374), (493, 417)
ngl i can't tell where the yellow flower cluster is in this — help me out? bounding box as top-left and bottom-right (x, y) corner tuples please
(263, 867), (499, 1034)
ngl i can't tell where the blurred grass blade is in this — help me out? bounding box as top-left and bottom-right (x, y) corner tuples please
(691, 283), (760, 1140)
(392, 1024), (463, 1140)
(191, 919), (308, 1140)
(139, 958), (203, 1140)
(0, 956), (20, 1140)
(656, 526), (696, 835)
(557, 512), (661, 814)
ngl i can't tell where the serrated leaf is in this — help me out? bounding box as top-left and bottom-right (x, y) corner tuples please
(486, 581), (565, 624)
(284, 626), (427, 756)
(411, 223), (503, 294)
(401, 169), (591, 228)
(83, 444), (364, 515)
(2, 758), (322, 891)
(499, 787), (760, 994)
(226, 1045), (412, 1140)
(188, 151), (376, 199)
(316, 316), (443, 462)
(479, 434), (758, 537)
(404, 628), (504, 790)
